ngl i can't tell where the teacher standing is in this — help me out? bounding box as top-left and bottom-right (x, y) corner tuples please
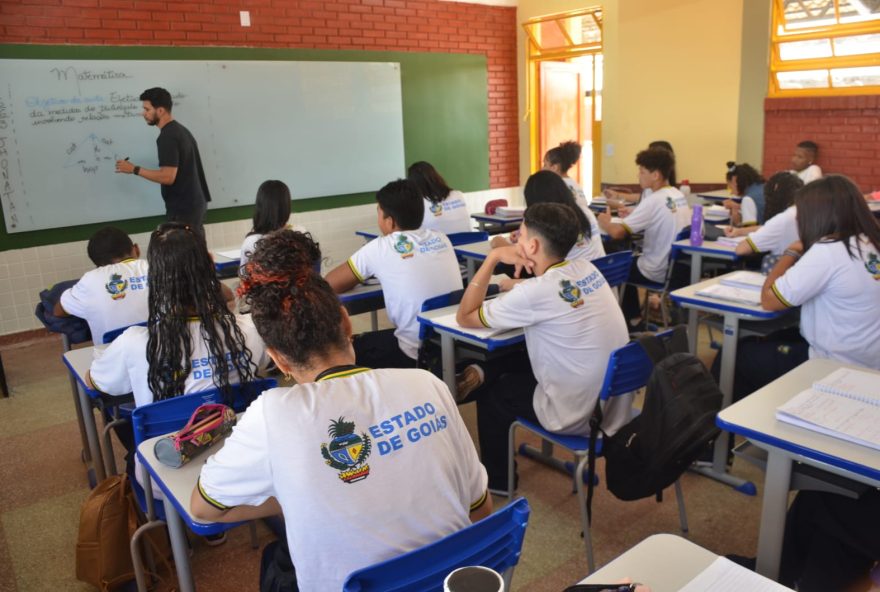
(115, 87), (211, 235)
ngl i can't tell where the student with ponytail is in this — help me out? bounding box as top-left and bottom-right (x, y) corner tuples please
(191, 229), (490, 592)
(544, 140), (591, 209)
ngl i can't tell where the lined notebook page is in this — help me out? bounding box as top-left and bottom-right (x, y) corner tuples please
(695, 283), (762, 306)
(679, 557), (792, 592)
(720, 271), (765, 290)
(776, 388), (880, 451)
(812, 368), (880, 405)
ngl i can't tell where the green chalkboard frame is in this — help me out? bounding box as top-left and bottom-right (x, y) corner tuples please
(0, 45), (489, 250)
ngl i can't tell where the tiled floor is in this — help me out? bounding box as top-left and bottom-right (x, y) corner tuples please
(0, 318), (770, 592)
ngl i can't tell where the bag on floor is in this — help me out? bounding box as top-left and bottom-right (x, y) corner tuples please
(586, 326), (723, 517)
(75, 473), (172, 591)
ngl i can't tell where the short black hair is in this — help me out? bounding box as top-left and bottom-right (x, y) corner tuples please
(523, 170), (591, 240)
(522, 202), (579, 259)
(407, 161), (452, 204)
(87, 227), (134, 266)
(376, 179), (424, 230)
(636, 148), (675, 182)
(139, 87), (172, 112)
(648, 140), (674, 154)
(251, 180), (291, 235)
(797, 140), (818, 159)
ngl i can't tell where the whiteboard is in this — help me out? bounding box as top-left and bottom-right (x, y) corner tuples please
(0, 59), (405, 232)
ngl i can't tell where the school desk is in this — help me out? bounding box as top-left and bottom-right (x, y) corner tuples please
(470, 212), (522, 234)
(211, 248), (241, 277)
(670, 274), (791, 495)
(717, 358), (880, 580)
(416, 303), (524, 394)
(577, 533), (792, 591)
(696, 189), (741, 203)
(339, 280), (384, 332)
(355, 229), (379, 241)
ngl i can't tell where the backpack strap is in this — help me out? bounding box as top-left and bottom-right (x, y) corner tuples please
(586, 402), (604, 526)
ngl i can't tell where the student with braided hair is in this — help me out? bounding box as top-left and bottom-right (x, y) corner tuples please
(191, 229), (490, 592)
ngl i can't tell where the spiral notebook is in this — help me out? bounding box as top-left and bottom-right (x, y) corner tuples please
(776, 368), (880, 451)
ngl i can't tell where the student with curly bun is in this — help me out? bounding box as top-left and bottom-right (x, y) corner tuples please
(408, 161), (472, 235)
(723, 162), (765, 226)
(240, 180), (306, 269)
(725, 172), (803, 240)
(544, 140), (591, 208)
(191, 229), (490, 592)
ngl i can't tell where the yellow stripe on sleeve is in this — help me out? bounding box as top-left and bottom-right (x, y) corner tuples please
(619, 222), (633, 236)
(197, 478), (231, 511)
(477, 305), (491, 328)
(770, 282), (794, 308)
(346, 258), (366, 283)
(741, 222), (758, 227)
(470, 490), (489, 512)
(745, 236), (760, 253)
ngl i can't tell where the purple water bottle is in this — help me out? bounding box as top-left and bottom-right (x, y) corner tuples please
(690, 204), (704, 246)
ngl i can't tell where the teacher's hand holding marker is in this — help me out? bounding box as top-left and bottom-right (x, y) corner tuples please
(115, 156), (136, 175)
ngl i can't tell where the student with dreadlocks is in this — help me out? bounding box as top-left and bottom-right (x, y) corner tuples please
(191, 229), (490, 592)
(89, 222), (267, 407)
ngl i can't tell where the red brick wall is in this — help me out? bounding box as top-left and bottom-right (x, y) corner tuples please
(763, 95), (880, 191)
(1, 0), (519, 188)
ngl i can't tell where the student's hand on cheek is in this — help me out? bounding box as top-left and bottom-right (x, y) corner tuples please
(490, 235), (511, 249)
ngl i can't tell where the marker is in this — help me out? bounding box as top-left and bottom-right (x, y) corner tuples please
(124, 157), (130, 161)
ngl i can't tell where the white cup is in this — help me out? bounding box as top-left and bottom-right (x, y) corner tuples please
(443, 566), (504, 592)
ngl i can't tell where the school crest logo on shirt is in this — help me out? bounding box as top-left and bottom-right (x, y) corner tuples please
(665, 196), (678, 212)
(558, 279), (584, 308)
(320, 417), (372, 484)
(105, 273), (128, 300)
(394, 235), (415, 259)
(865, 252), (880, 280)
(429, 202), (443, 217)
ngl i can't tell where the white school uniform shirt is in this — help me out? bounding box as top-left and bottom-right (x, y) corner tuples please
(564, 176), (592, 207)
(792, 164), (822, 185)
(745, 206), (799, 256)
(568, 205), (606, 262)
(198, 367), (488, 592)
(478, 258), (631, 435)
(618, 186), (691, 283)
(60, 258), (149, 344)
(239, 224), (307, 269)
(772, 236), (880, 369)
(348, 229), (464, 359)
(739, 196), (758, 226)
(89, 314), (269, 407)
(420, 190), (472, 235)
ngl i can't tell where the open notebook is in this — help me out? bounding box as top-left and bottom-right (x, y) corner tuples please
(425, 312), (512, 340)
(695, 283), (762, 306)
(776, 368), (880, 451)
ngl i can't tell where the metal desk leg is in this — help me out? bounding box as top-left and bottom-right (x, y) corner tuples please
(369, 310), (378, 332)
(476, 220), (486, 232)
(440, 333), (456, 394)
(755, 450), (793, 580)
(62, 335), (92, 463)
(77, 382), (106, 482)
(686, 252), (703, 354)
(164, 500), (196, 592)
(690, 314), (756, 494)
(466, 258), (477, 282)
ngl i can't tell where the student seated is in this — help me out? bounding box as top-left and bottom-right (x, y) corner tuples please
(54, 227), (149, 344)
(725, 176), (880, 399)
(491, 171), (604, 285)
(326, 179), (463, 369)
(597, 148), (691, 326)
(543, 140), (591, 208)
(191, 230), (490, 591)
(408, 161), (472, 235)
(725, 172), (803, 242)
(603, 140), (676, 207)
(722, 162), (765, 227)
(790, 140), (822, 185)
(240, 180), (305, 269)
(88, 222), (269, 408)
(455, 203), (630, 491)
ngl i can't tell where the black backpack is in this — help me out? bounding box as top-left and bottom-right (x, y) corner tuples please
(586, 326), (723, 520)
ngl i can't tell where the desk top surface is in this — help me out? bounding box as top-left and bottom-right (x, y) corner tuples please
(339, 280), (383, 302)
(718, 358), (880, 483)
(63, 345), (98, 379)
(697, 189), (739, 202)
(672, 238), (740, 257)
(670, 273), (781, 319)
(470, 212), (523, 223)
(417, 303), (524, 347)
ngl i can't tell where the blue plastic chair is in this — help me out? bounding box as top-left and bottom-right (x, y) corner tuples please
(507, 331), (688, 573)
(591, 250), (633, 302)
(129, 378), (277, 590)
(447, 231), (489, 246)
(102, 321), (149, 344)
(343, 497), (530, 592)
(626, 228), (690, 327)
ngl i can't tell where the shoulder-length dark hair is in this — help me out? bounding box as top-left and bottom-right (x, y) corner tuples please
(795, 175), (880, 257)
(523, 170), (591, 240)
(146, 222), (255, 402)
(763, 171), (802, 221)
(725, 162), (764, 196)
(250, 180), (292, 235)
(407, 161), (452, 204)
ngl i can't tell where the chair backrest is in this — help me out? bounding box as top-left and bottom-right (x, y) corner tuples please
(131, 378), (277, 446)
(102, 321), (148, 344)
(447, 231), (489, 246)
(597, 329), (675, 401)
(343, 497), (530, 592)
(591, 250), (633, 289)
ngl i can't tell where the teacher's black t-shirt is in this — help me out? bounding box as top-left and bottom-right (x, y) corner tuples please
(156, 120), (211, 222)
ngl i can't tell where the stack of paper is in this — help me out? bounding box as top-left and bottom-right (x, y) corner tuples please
(716, 235), (747, 247)
(425, 312), (511, 340)
(776, 368), (880, 451)
(695, 283), (762, 306)
(720, 271), (766, 290)
(679, 556), (793, 591)
(704, 205), (730, 221)
(495, 206), (525, 217)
